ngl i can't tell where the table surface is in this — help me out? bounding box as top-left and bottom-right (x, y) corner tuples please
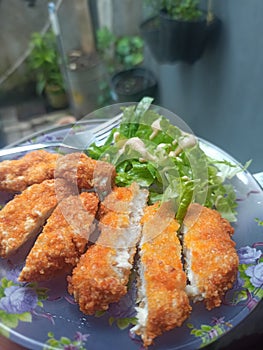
(0, 334), (26, 350)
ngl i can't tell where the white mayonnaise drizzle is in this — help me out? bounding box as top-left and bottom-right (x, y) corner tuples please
(149, 117), (162, 140)
(113, 131), (120, 142)
(169, 132), (197, 157)
(118, 137), (157, 162)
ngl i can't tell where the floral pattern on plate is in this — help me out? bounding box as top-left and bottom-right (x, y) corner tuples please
(0, 266), (48, 338)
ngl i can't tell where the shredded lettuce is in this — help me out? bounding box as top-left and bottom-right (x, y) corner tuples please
(87, 98), (245, 223)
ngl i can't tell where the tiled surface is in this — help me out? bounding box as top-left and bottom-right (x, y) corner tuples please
(0, 105), (70, 147)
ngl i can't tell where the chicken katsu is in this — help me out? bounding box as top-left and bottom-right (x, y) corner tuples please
(182, 203), (239, 310)
(0, 145), (240, 347)
(0, 178), (73, 258)
(131, 202), (191, 347)
(0, 150), (116, 197)
(68, 183), (148, 315)
(55, 152), (116, 198)
(19, 192), (99, 282)
(0, 150), (60, 192)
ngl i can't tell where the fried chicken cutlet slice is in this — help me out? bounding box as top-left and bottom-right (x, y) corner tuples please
(55, 152), (116, 198)
(182, 203), (239, 310)
(68, 183), (148, 315)
(0, 179), (73, 258)
(131, 202), (191, 347)
(19, 192), (99, 282)
(0, 150), (60, 192)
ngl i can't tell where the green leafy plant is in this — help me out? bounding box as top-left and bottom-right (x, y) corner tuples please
(145, 0), (203, 21)
(27, 31), (65, 95)
(96, 27), (145, 106)
(115, 36), (144, 69)
(96, 27), (116, 68)
(96, 27), (144, 73)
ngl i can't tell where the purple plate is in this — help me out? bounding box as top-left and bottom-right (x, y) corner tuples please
(0, 120), (263, 350)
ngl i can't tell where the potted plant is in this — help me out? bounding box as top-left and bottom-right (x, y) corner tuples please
(141, 0), (221, 64)
(96, 27), (158, 103)
(27, 31), (68, 109)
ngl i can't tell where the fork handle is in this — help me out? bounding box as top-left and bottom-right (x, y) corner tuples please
(0, 143), (64, 158)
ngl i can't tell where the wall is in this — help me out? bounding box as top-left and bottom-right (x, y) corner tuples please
(146, 0), (263, 174)
(0, 0), (55, 91)
(96, 0), (142, 36)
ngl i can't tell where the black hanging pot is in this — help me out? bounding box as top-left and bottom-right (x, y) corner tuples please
(159, 10), (221, 64)
(140, 10), (221, 64)
(110, 67), (158, 103)
(140, 16), (163, 62)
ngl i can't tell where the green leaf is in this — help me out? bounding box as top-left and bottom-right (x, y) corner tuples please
(200, 324), (212, 331)
(116, 317), (137, 330)
(120, 97), (153, 138)
(0, 327), (9, 338)
(108, 316), (137, 329)
(108, 316), (115, 326)
(17, 312), (32, 323)
(191, 329), (204, 337)
(0, 313), (19, 328)
(60, 337), (71, 345)
(255, 218), (263, 226)
(95, 310), (105, 318)
(213, 184), (238, 222)
(116, 160), (156, 188)
(187, 322), (194, 329)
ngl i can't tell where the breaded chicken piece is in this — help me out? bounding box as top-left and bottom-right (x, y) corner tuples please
(55, 152), (116, 198)
(183, 203), (239, 310)
(0, 150), (60, 192)
(0, 179), (73, 258)
(68, 183), (148, 315)
(131, 202), (191, 347)
(19, 192), (99, 282)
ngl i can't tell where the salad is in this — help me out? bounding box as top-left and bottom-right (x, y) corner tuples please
(87, 97), (248, 223)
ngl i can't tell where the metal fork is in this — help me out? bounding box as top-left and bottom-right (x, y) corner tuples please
(0, 113), (123, 158)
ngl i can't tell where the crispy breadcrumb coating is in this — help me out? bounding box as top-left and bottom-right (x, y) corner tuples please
(55, 152), (116, 197)
(132, 202), (191, 347)
(0, 150), (60, 192)
(0, 179), (73, 258)
(18, 192), (99, 282)
(183, 203), (239, 310)
(68, 183), (148, 315)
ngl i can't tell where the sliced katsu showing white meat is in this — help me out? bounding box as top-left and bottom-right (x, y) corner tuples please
(0, 150), (60, 192)
(55, 152), (116, 198)
(0, 178), (73, 258)
(19, 192), (99, 282)
(68, 182), (148, 315)
(182, 203), (239, 310)
(131, 202), (191, 348)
